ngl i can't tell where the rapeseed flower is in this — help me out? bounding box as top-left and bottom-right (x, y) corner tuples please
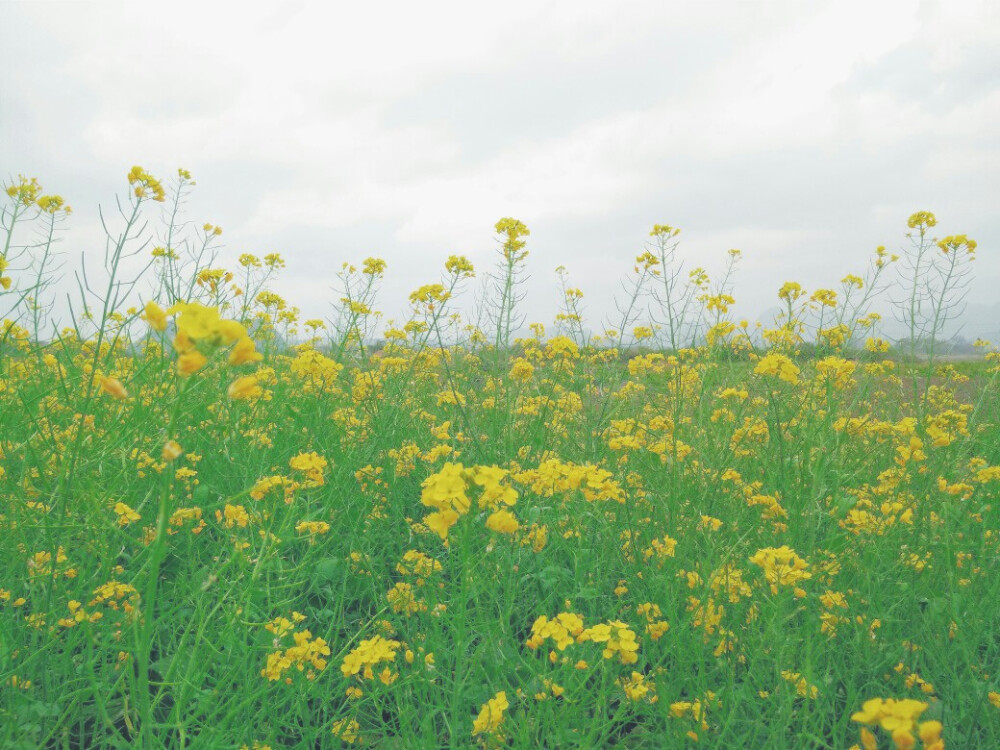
(472, 690), (509, 738)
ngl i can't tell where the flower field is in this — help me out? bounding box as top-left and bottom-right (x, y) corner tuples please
(1, 169), (998, 748)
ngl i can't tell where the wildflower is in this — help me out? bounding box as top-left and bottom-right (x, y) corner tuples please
(509, 358), (534, 382)
(526, 613), (585, 651)
(261, 628), (331, 682)
(486, 509), (519, 534)
(778, 281), (805, 303)
(496, 217), (530, 262)
(162, 440), (183, 462)
(341, 635), (400, 679)
(650, 224), (680, 238)
(906, 211), (937, 230)
(98, 376), (128, 400)
(289, 451), (327, 485)
(127, 165), (165, 202)
(387, 582), (424, 615)
(851, 698), (940, 750)
(749, 546), (811, 596)
(445, 255), (475, 278)
(362, 257), (386, 276)
(331, 719), (360, 744)
(621, 671), (654, 701)
(472, 691), (509, 738)
(177, 350), (208, 376)
(142, 301), (168, 332)
(113, 502), (140, 526)
(168, 302), (245, 345)
(6, 175), (42, 206)
(228, 375), (262, 401)
(216, 504), (250, 528)
(754, 353), (800, 384)
(295, 520), (330, 536)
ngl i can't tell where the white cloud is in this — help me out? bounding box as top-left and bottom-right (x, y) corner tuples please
(3, 0), (997, 331)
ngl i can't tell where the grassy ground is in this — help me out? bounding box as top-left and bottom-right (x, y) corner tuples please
(1, 172), (997, 748)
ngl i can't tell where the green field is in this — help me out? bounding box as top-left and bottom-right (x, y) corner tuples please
(1, 170), (997, 748)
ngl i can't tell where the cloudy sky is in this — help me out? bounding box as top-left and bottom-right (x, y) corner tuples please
(2, 0), (998, 337)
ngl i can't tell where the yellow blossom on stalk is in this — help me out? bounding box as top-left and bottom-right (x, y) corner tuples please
(409, 283), (450, 307)
(754, 353), (800, 384)
(509, 358), (534, 382)
(228, 375), (262, 401)
(261, 628), (331, 682)
(289, 451), (327, 485)
(162, 440), (183, 462)
(650, 223), (680, 238)
(229, 336), (262, 365)
(578, 620), (640, 664)
(621, 671), (655, 702)
(6, 175), (42, 206)
(98, 375), (128, 400)
(937, 234), (976, 257)
(781, 670), (819, 699)
(331, 719), (360, 744)
(387, 582), (424, 615)
(907, 211), (937, 230)
(395, 551), (441, 582)
(496, 217), (530, 263)
(113, 502), (140, 526)
(472, 691), (509, 738)
(526, 613), (585, 651)
(340, 635), (400, 679)
(36, 194), (71, 214)
(296, 520), (330, 536)
(486, 509), (519, 534)
(362, 257), (387, 276)
(778, 281), (805, 303)
(127, 165), (165, 202)
(168, 302), (245, 345)
(749, 546), (811, 596)
(142, 301), (168, 332)
(634, 251), (660, 272)
(811, 288), (837, 307)
(216, 504), (250, 528)
(851, 698), (941, 750)
(177, 350), (208, 376)
(445, 254), (475, 278)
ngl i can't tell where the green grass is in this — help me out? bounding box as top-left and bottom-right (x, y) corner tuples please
(0, 170), (997, 748)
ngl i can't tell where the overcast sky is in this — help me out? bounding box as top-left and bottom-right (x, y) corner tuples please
(2, 0), (998, 337)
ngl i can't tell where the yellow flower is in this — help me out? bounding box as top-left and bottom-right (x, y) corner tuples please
(472, 691), (509, 737)
(113, 502), (140, 526)
(331, 719), (360, 744)
(127, 166), (165, 202)
(289, 451), (328, 485)
(445, 254), (475, 278)
(362, 257), (386, 276)
(142, 301), (168, 332)
(168, 302), (245, 344)
(162, 440), (183, 462)
(486, 509), (519, 534)
(227, 375), (262, 401)
(229, 336), (262, 365)
(98, 376), (128, 400)
(177, 350), (208, 376)
(754, 353), (800, 385)
(851, 697), (928, 738)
